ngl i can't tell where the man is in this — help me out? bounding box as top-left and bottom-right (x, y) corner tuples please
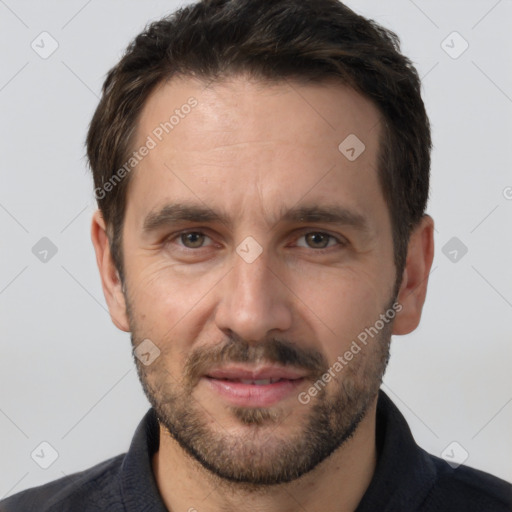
(2, 0), (510, 510)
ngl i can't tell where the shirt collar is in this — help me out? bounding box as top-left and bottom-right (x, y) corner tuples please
(355, 389), (437, 511)
(120, 406), (168, 511)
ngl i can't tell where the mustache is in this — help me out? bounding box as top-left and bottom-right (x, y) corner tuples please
(183, 334), (329, 388)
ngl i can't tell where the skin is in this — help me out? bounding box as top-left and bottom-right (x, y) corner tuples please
(91, 75), (434, 512)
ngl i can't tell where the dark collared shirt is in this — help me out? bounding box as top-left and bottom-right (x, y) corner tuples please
(1, 389), (510, 511)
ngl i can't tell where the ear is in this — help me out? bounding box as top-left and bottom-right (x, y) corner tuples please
(90, 209), (130, 332)
(392, 214), (435, 335)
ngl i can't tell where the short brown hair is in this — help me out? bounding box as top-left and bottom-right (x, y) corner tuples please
(86, 0), (431, 287)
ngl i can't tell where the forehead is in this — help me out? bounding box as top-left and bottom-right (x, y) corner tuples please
(136, 75), (381, 153)
(127, 75), (384, 228)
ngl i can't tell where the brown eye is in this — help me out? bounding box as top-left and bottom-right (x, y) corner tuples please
(180, 232), (206, 248)
(304, 232), (332, 249)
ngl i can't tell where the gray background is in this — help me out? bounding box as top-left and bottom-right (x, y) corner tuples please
(1, 0), (511, 498)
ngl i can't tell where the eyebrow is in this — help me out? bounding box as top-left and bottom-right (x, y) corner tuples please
(142, 202), (371, 234)
(280, 205), (370, 233)
(142, 203), (231, 233)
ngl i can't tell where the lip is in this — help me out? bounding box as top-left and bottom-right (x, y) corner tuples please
(206, 364), (308, 381)
(202, 365), (308, 408)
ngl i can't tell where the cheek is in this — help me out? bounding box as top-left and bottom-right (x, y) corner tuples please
(288, 265), (389, 359)
(126, 260), (226, 348)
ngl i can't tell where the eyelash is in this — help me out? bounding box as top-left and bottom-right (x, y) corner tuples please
(166, 230), (347, 253)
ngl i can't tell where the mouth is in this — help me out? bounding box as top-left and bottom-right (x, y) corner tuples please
(213, 377), (288, 385)
(202, 365), (308, 408)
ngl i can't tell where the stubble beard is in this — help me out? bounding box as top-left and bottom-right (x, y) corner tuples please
(127, 293), (394, 488)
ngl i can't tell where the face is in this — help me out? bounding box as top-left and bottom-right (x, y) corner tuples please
(117, 76), (399, 485)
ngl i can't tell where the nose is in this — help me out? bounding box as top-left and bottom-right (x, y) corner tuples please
(214, 251), (293, 343)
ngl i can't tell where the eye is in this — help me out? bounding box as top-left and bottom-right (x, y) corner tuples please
(296, 232), (341, 250)
(177, 231), (212, 249)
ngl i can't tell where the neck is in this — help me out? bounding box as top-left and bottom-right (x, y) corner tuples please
(152, 396), (378, 512)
